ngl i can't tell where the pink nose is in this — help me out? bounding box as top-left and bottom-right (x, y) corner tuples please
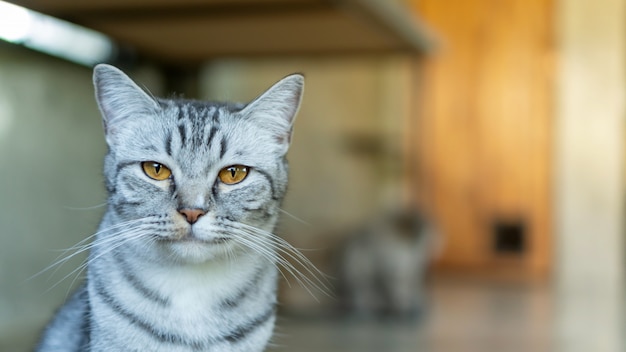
(178, 208), (206, 224)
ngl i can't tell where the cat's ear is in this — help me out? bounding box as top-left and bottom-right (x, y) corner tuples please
(93, 64), (159, 142)
(240, 73), (304, 151)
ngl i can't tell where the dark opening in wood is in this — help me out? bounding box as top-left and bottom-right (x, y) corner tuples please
(493, 219), (526, 254)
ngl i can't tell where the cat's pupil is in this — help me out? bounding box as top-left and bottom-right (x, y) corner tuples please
(154, 164), (162, 174)
(229, 168), (236, 178)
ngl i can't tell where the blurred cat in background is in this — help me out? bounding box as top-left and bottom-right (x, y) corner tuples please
(336, 207), (438, 321)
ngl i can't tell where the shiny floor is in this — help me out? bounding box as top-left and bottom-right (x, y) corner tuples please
(269, 277), (624, 352)
(3, 276), (622, 351)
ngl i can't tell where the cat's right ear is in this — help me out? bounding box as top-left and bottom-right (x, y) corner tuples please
(93, 64), (159, 143)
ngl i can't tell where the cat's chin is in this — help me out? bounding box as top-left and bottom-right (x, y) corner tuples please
(160, 236), (235, 264)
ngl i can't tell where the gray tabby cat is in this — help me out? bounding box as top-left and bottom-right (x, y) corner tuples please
(337, 208), (436, 321)
(37, 64), (305, 352)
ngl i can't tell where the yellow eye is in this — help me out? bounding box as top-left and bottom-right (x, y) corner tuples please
(141, 162), (171, 181)
(218, 165), (249, 185)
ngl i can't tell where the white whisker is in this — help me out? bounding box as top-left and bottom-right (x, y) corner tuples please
(32, 217), (159, 294)
(63, 202), (108, 211)
(224, 220), (333, 299)
(44, 228), (148, 294)
(237, 236), (300, 289)
(236, 223), (331, 282)
(27, 219), (148, 283)
(278, 208), (311, 226)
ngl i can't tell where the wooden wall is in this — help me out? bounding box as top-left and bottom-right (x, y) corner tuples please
(411, 0), (554, 277)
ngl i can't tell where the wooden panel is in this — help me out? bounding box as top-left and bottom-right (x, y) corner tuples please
(412, 0), (554, 277)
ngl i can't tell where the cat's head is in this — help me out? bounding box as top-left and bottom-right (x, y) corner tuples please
(93, 64), (303, 264)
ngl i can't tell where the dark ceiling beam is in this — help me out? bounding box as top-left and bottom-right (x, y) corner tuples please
(55, 2), (333, 23)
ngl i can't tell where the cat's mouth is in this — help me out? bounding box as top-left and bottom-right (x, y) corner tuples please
(156, 232), (234, 263)
(159, 230), (231, 245)
(157, 228), (232, 245)
(187, 236), (230, 245)
(174, 235), (230, 245)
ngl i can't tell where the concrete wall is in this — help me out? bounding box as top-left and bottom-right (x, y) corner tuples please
(0, 46), (106, 349)
(0, 45), (161, 350)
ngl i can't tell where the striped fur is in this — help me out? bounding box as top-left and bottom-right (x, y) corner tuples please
(37, 64), (304, 352)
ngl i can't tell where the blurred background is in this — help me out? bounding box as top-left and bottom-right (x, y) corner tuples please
(0, 0), (624, 351)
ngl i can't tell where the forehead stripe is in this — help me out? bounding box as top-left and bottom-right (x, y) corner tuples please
(211, 107), (220, 123)
(164, 131), (173, 156)
(178, 124), (187, 147)
(219, 136), (227, 159)
(207, 125), (218, 149)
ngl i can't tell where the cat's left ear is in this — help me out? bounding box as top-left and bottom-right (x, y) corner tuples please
(93, 64), (160, 144)
(240, 74), (304, 152)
